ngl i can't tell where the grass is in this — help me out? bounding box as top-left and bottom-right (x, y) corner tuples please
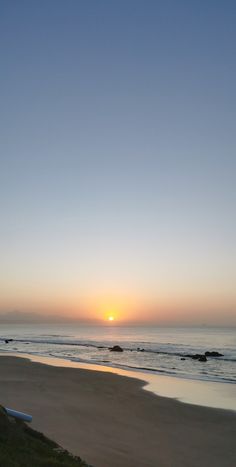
(0, 407), (92, 467)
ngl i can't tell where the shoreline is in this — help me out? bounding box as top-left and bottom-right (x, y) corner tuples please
(1, 351), (236, 412)
(0, 354), (236, 467)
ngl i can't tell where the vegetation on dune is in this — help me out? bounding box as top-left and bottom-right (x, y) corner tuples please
(0, 407), (91, 467)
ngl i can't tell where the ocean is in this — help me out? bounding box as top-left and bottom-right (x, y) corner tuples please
(0, 324), (235, 385)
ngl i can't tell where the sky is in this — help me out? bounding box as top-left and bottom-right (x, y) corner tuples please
(0, 0), (236, 325)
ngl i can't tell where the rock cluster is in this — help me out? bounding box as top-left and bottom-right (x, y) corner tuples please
(182, 350), (224, 362)
(205, 351), (223, 357)
(109, 345), (123, 352)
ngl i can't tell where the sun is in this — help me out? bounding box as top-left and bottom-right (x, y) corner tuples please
(103, 308), (117, 322)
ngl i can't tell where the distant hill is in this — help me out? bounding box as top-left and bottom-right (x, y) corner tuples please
(0, 310), (100, 325)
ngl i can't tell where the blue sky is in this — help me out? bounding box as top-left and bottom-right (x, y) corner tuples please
(0, 1), (235, 323)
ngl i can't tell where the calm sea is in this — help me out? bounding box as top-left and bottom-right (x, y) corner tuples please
(0, 324), (235, 385)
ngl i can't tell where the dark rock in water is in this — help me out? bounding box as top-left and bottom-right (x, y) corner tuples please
(183, 353), (211, 361)
(191, 354), (202, 360)
(110, 345), (123, 352)
(137, 347), (145, 352)
(205, 351), (224, 357)
(181, 357), (186, 361)
(184, 353), (206, 360)
(199, 355), (207, 362)
(5, 340), (9, 344)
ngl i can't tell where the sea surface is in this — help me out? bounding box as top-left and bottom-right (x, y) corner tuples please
(0, 324), (235, 385)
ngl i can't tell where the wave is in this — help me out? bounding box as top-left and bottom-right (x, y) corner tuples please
(0, 337), (235, 362)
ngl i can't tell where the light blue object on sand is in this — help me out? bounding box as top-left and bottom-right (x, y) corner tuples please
(5, 407), (32, 422)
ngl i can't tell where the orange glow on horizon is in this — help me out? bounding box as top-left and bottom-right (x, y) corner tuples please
(1, 282), (236, 326)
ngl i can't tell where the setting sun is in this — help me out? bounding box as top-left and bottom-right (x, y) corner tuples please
(108, 316), (114, 321)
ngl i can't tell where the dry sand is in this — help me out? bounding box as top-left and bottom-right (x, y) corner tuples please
(0, 356), (235, 467)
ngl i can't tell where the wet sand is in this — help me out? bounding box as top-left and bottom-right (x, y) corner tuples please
(0, 355), (235, 467)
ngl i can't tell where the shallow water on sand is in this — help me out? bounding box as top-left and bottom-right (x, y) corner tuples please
(2, 353), (236, 411)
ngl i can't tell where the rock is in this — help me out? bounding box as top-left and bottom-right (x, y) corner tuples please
(199, 355), (207, 362)
(191, 354), (202, 360)
(205, 351), (224, 357)
(5, 339), (9, 344)
(180, 357), (186, 361)
(137, 347), (145, 352)
(183, 353), (212, 361)
(110, 345), (123, 352)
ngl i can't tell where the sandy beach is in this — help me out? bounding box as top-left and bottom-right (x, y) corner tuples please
(0, 356), (235, 467)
